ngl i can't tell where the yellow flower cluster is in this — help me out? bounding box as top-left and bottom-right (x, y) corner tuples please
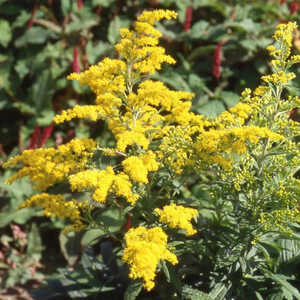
(115, 10), (177, 74)
(195, 126), (283, 169)
(155, 204), (198, 236)
(69, 167), (139, 205)
(3, 138), (96, 190)
(54, 105), (105, 123)
(122, 151), (159, 184)
(21, 193), (88, 232)
(216, 103), (253, 127)
(273, 22), (297, 49)
(261, 71), (295, 85)
(122, 226), (178, 291)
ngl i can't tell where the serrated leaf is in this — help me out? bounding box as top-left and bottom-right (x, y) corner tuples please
(0, 20), (12, 47)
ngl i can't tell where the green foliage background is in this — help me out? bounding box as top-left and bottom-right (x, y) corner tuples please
(0, 0), (300, 299)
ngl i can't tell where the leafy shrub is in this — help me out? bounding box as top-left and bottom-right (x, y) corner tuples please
(3, 8), (300, 300)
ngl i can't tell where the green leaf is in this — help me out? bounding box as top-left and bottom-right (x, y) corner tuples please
(12, 10), (30, 28)
(29, 69), (55, 114)
(0, 20), (12, 47)
(59, 231), (84, 266)
(92, 0), (115, 7)
(182, 285), (213, 300)
(161, 260), (170, 282)
(218, 91), (239, 108)
(27, 223), (43, 257)
(81, 229), (105, 246)
(124, 281), (143, 300)
(86, 41), (112, 64)
(189, 21), (210, 39)
(209, 283), (231, 300)
(97, 208), (124, 232)
(0, 208), (38, 227)
(196, 100), (225, 117)
(15, 27), (54, 47)
(265, 273), (300, 300)
(61, 0), (71, 15)
(108, 16), (130, 45)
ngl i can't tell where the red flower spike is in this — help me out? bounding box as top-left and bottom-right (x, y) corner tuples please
(28, 125), (41, 149)
(72, 47), (81, 73)
(27, 2), (38, 29)
(212, 41), (224, 79)
(289, 108), (300, 122)
(124, 216), (132, 231)
(280, 0), (286, 4)
(290, 1), (299, 14)
(77, 0), (83, 11)
(184, 6), (193, 33)
(40, 124), (54, 147)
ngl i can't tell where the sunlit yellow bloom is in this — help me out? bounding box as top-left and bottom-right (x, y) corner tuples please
(155, 204), (198, 235)
(4, 139), (96, 190)
(21, 193), (87, 231)
(122, 226), (178, 291)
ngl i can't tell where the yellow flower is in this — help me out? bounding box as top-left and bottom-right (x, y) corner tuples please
(3, 139), (96, 190)
(122, 156), (149, 184)
(155, 204), (198, 236)
(122, 226), (178, 291)
(21, 193), (87, 231)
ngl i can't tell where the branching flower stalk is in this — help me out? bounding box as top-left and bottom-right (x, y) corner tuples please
(3, 10), (300, 291)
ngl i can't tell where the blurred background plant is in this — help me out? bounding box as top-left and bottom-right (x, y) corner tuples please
(0, 0), (300, 299)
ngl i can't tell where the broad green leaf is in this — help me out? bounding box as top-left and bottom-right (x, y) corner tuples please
(98, 208), (124, 232)
(61, 0), (71, 15)
(196, 100), (225, 117)
(81, 229), (105, 246)
(0, 208), (37, 227)
(59, 231), (84, 266)
(92, 0), (115, 7)
(27, 223), (43, 257)
(15, 27), (54, 47)
(0, 20), (12, 47)
(218, 91), (239, 108)
(12, 10), (30, 28)
(108, 16), (130, 45)
(86, 41), (112, 64)
(189, 21), (210, 39)
(29, 70), (55, 114)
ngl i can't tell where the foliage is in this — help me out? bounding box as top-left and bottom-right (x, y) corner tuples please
(1, 1), (300, 298)
(0, 223), (44, 288)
